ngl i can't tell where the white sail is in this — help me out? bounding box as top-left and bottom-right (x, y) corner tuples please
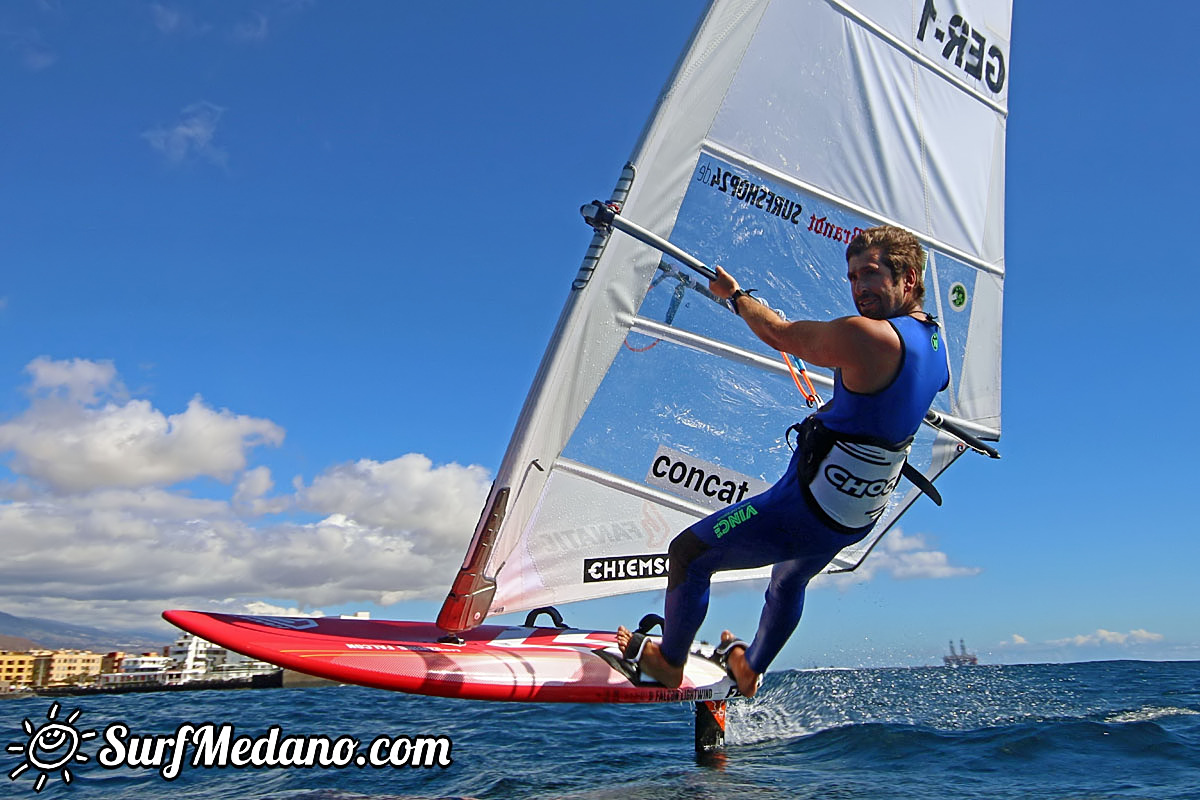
(439, 0), (1009, 632)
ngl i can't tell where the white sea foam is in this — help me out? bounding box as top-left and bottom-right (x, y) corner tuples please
(726, 697), (818, 745)
(1104, 706), (1200, 724)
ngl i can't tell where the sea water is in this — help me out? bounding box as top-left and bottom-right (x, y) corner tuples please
(2, 660), (1197, 799)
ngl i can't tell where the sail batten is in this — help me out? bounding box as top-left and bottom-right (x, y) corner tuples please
(702, 141), (1005, 277)
(555, 459), (721, 519)
(625, 314), (836, 390)
(627, 314), (998, 441)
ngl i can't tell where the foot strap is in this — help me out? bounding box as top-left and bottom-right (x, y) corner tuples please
(622, 613), (665, 663)
(711, 638), (749, 673)
(710, 638), (763, 695)
(623, 632), (651, 663)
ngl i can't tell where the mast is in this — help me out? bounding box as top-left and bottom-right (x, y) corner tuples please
(437, 0), (773, 634)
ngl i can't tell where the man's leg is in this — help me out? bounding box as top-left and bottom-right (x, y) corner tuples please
(708, 558), (818, 698)
(743, 556), (823, 674)
(617, 529), (711, 689)
(720, 629), (762, 697)
(620, 492), (799, 688)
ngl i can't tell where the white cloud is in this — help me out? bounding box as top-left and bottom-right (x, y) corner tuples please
(26, 356), (121, 404)
(0, 485), (485, 617)
(239, 601), (322, 618)
(142, 101), (228, 167)
(149, 3), (210, 37)
(230, 13), (269, 44)
(234, 466), (290, 516)
(993, 628), (1170, 665)
(150, 5), (287, 45)
(296, 454), (489, 549)
(150, 4), (182, 34)
(826, 529), (981, 586)
(0, 358), (492, 629)
(1050, 628), (1165, 647)
(0, 359), (283, 493)
(3, 28), (57, 71)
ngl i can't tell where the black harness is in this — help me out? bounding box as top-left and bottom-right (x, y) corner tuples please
(788, 416), (941, 535)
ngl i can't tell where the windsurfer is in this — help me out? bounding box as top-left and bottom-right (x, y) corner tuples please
(617, 225), (949, 697)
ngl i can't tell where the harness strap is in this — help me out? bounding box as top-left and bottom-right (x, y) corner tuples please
(788, 417), (942, 517)
(900, 461), (942, 506)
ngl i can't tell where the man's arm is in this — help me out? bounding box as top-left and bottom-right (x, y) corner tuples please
(710, 266), (902, 392)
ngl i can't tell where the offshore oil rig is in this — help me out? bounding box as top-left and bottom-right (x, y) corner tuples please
(943, 639), (979, 667)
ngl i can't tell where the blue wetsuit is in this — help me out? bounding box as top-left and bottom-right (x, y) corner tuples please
(658, 314), (950, 673)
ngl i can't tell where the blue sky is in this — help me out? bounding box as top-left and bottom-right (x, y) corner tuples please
(0, 1), (1195, 669)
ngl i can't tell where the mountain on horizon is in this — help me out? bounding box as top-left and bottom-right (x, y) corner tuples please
(0, 633), (38, 651)
(0, 610), (169, 653)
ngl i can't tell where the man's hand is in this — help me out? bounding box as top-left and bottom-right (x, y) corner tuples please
(708, 266), (739, 300)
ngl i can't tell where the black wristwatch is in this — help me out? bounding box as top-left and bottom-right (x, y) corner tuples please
(729, 288), (753, 316)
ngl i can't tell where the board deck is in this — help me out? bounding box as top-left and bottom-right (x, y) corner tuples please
(163, 610), (738, 704)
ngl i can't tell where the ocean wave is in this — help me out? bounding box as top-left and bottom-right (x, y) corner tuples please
(1104, 706), (1200, 724)
(4, 662), (1200, 800)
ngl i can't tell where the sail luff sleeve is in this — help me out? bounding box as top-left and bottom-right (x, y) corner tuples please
(437, 0), (772, 630)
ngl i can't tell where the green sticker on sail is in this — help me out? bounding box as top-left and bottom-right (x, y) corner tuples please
(949, 282), (968, 312)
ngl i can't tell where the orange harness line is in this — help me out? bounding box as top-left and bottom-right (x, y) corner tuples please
(781, 351), (819, 407)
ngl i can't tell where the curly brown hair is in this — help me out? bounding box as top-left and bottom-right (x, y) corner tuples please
(845, 226), (926, 305)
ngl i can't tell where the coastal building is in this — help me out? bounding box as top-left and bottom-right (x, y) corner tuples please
(167, 632), (278, 681)
(95, 633), (278, 688)
(95, 652), (178, 688)
(7, 633), (281, 691)
(1, 651), (37, 689)
(30, 650), (106, 686)
(100, 652), (126, 674)
(120, 653), (173, 673)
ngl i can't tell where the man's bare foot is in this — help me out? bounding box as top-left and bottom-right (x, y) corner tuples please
(616, 625), (684, 688)
(720, 630), (761, 698)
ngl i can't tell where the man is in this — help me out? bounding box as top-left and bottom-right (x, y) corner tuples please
(617, 225), (949, 697)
